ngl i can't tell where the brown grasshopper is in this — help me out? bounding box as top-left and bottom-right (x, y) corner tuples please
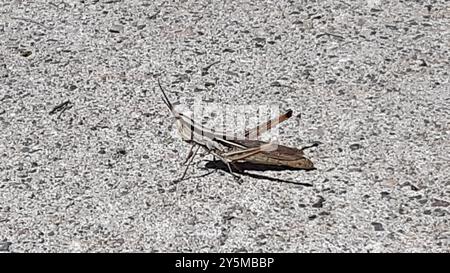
(157, 79), (315, 182)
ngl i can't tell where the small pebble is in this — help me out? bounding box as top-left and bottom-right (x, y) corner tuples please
(350, 144), (361, 151)
(372, 222), (384, 231)
(0, 242), (11, 252)
(109, 24), (124, 33)
(312, 196), (325, 208)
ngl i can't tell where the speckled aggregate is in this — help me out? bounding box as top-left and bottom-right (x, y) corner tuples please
(0, 0), (449, 252)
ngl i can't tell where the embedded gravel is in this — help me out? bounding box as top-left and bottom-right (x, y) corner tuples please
(0, 0), (449, 252)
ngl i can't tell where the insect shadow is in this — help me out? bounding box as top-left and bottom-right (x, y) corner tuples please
(203, 160), (315, 187)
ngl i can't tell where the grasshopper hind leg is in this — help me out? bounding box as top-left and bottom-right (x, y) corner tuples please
(226, 162), (243, 184)
(212, 152), (243, 183)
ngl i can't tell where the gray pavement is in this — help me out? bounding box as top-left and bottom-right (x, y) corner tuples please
(0, 0), (449, 252)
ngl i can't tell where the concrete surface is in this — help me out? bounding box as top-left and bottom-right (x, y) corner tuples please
(0, 0), (449, 252)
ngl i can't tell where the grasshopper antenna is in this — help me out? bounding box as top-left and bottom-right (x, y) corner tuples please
(157, 78), (174, 111)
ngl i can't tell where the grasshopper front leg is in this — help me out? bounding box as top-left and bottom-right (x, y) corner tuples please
(183, 144), (196, 165)
(175, 145), (201, 183)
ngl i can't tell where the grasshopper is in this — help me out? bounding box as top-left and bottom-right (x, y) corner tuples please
(157, 79), (315, 182)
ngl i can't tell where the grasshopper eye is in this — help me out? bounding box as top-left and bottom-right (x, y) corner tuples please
(173, 104), (193, 117)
